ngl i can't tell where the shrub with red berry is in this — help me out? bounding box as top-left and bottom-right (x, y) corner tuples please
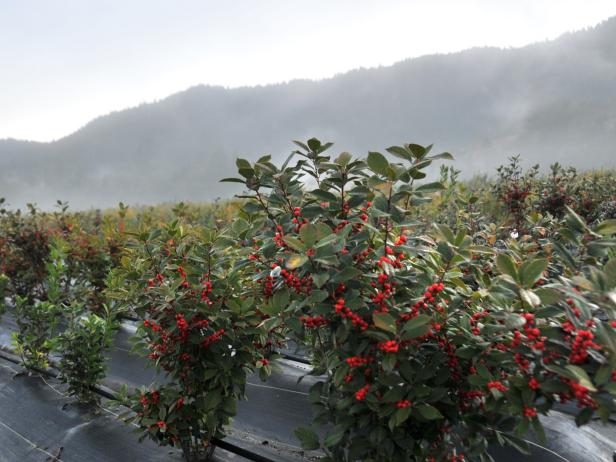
(226, 139), (616, 462)
(493, 156), (538, 235)
(109, 221), (273, 461)
(535, 163), (576, 218)
(0, 203), (51, 302)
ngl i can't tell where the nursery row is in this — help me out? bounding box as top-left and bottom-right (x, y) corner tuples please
(1, 139), (616, 462)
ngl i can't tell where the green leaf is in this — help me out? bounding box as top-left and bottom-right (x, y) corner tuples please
(505, 314), (526, 329)
(402, 314), (432, 332)
(235, 158), (252, 170)
(306, 290), (329, 304)
(323, 425), (346, 447)
(575, 407), (594, 427)
(519, 258), (548, 288)
(300, 224), (318, 247)
(520, 289), (541, 308)
(310, 189), (338, 202)
(434, 224), (455, 243)
(203, 390), (222, 410)
(388, 407), (412, 430)
(552, 240), (577, 270)
(282, 236), (305, 251)
(312, 273), (330, 289)
(415, 182), (445, 193)
(386, 146), (412, 161)
(307, 138), (322, 152)
(286, 255), (308, 270)
(417, 404), (443, 420)
(373, 312), (397, 335)
(294, 427), (320, 450)
(407, 144), (426, 159)
(496, 254), (518, 282)
(367, 152), (390, 176)
(565, 207), (588, 234)
(429, 152), (454, 161)
(565, 365), (596, 391)
(331, 267), (362, 282)
(314, 233), (338, 249)
(534, 287), (563, 305)
(401, 315), (431, 340)
(219, 177), (245, 184)
(595, 219), (616, 236)
(272, 289), (290, 311)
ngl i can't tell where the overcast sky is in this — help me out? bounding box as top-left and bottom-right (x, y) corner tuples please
(1, 0), (615, 142)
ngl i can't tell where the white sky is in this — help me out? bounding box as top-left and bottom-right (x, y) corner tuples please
(1, 0), (615, 142)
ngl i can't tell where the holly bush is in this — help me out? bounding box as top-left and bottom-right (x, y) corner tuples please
(535, 163), (576, 218)
(12, 236), (70, 370)
(0, 204), (51, 302)
(108, 220), (273, 461)
(493, 156), (538, 234)
(224, 139), (616, 462)
(55, 307), (117, 405)
(0, 273), (7, 318)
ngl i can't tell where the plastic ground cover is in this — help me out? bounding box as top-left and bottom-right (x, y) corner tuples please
(1, 313), (615, 462)
(0, 358), (247, 462)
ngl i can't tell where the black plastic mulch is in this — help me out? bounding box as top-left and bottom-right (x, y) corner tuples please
(0, 359), (246, 462)
(0, 314), (615, 461)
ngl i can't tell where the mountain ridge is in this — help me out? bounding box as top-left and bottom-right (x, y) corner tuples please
(2, 16), (616, 209)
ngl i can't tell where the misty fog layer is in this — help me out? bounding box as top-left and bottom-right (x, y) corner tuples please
(1, 17), (615, 210)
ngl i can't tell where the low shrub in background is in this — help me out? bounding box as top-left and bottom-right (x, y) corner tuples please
(0, 204), (51, 302)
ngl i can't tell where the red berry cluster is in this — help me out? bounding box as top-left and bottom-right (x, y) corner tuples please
(355, 384), (370, 401)
(279, 268), (313, 295)
(263, 275), (274, 297)
(200, 278), (213, 305)
(378, 340), (400, 353)
(371, 273), (394, 313)
(176, 266), (189, 289)
(401, 283), (445, 322)
(569, 330), (601, 364)
(487, 380), (508, 392)
(528, 378), (540, 390)
(274, 225), (285, 247)
(334, 298), (368, 331)
(175, 314), (189, 341)
(376, 246), (406, 269)
(396, 399), (412, 409)
(300, 315), (329, 329)
(470, 310), (488, 335)
(358, 201), (372, 222)
(291, 207), (308, 232)
(522, 313), (546, 351)
(346, 355), (374, 368)
(202, 329), (225, 348)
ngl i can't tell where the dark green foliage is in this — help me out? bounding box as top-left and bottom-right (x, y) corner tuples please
(56, 310), (116, 405)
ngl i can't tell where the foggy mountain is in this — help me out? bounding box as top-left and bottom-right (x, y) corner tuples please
(1, 17), (616, 210)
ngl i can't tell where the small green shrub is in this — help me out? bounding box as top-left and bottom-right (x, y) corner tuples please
(55, 308), (116, 404)
(12, 237), (68, 370)
(0, 273), (8, 318)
